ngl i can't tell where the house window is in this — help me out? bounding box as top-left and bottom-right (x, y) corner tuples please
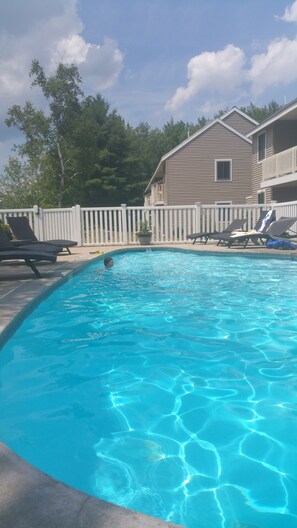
(215, 160), (232, 181)
(258, 132), (266, 161)
(216, 201), (232, 222)
(257, 191), (265, 204)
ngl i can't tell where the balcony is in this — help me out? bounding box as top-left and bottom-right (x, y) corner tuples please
(262, 145), (297, 186)
(150, 183), (164, 205)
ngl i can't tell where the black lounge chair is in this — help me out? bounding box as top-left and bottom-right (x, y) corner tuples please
(207, 218), (247, 245)
(0, 228), (57, 278)
(218, 209), (276, 248)
(264, 216), (297, 241)
(187, 218), (247, 245)
(0, 250), (57, 278)
(7, 216), (78, 254)
(0, 226), (61, 256)
(187, 228), (219, 245)
(225, 216), (297, 249)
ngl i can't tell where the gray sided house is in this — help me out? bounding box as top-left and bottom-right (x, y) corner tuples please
(144, 108), (258, 206)
(247, 98), (297, 204)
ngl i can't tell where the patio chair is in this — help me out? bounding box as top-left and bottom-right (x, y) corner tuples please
(218, 209), (276, 248)
(228, 216), (297, 249)
(186, 218), (247, 245)
(7, 216), (78, 254)
(0, 250), (57, 278)
(207, 218), (248, 245)
(0, 225), (61, 256)
(0, 228), (57, 278)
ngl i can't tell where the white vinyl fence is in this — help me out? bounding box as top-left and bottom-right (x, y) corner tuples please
(1, 201), (297, 246)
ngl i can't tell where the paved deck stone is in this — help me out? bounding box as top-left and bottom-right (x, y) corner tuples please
(0, 442), (183, 528)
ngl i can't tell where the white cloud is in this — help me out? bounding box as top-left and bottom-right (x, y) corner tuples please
(165, 29), (297, 115)
(53, 34), (124, 90)
(0, 0), (124, 166)
(165, 45), (246, 112)
(249, 36), (297, 95)
(54, 34), (90, 65)
(279, 0), (297, 22)
(0, 0), (124, 111)
(78, 38), (124, 91)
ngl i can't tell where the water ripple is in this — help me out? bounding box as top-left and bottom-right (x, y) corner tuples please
(1, 251), (297, 528)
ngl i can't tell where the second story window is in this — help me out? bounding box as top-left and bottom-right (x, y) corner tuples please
(258, 132), (266, 161)
(257, 191), (265, 204)
(215, 160), (232, 181)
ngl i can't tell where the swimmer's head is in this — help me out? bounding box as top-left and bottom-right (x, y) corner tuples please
(104, 257), (114, 269)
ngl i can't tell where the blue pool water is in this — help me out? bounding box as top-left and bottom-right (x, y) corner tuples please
(0, 250), (297, 528)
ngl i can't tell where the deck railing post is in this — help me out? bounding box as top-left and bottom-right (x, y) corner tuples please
(72, 205), (82, 245)
(33, 205), (44, 241)
(195, 202), (202, 234)
(121, 204), (128, 245)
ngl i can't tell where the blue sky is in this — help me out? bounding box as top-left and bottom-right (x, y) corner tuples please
(1, 0), (297, 168)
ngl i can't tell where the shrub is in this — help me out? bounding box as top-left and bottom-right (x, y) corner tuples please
(0, 219), (13, 239)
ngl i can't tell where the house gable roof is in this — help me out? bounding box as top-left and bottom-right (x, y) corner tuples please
(247, 97), (297, 137)
(145, 109), (253, 194)
(221, 107), (258, 125)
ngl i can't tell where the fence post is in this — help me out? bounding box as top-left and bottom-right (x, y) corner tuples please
(270, 200), (277, 219)
(195, 202), (201, 233)
(121, 204), (128, 245)
(33, 205), (44, 241)
(72, 205), (82, 245)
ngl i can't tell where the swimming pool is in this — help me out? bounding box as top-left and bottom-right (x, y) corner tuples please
(0, 249), (297, 528)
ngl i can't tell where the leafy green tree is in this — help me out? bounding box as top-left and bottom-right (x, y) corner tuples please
(239, 101), (282, 123)
(68, 97), (133, 205)
(1, 58), (285, 209)
(127, 123), (170, 200)
(0, 157), (56, 208)
(5, 102), (51, 163)
(195, 116), (210, 129)
(5, 60), (84, 206)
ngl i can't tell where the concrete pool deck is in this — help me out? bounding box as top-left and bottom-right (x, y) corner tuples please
(0, 242), (296, 528)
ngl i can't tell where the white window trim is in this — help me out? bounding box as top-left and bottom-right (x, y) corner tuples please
(215, 201), (232, 206)
(257, 132), (266, 163)
(215, 159), (232, 181)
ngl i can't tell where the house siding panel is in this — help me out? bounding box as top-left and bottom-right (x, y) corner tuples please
(263, 127), (273, 202)
(222, 112), (255, 136)
(166, 122), (252, 205)
(251, 126), (273, 202)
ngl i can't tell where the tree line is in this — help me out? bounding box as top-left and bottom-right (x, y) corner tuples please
(0, 60), (282, 208)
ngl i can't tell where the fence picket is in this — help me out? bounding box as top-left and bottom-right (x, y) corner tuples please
(1, 202), (297, 246)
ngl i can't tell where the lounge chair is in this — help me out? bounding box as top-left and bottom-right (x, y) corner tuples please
(7, 216), (78, 254)
(187, 228), (219, 245)
(218, 209), (276, 248)
(207, 218), (248, 245)
(0, 228), (57, 278)
(187, 218), (247, 245)
(228, 216), (297, 249)
(0, 250), (57, 278)
(0, 226), (61, 256)
(265, 216), (297, 241)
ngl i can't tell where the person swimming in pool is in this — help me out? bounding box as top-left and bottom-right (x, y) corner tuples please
(103, 257), (114, 269)
(97, 256), (114, 273)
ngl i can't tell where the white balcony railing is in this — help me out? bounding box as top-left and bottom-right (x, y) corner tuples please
(150, 183), (164, 204)
(262, 145), (297, 181)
